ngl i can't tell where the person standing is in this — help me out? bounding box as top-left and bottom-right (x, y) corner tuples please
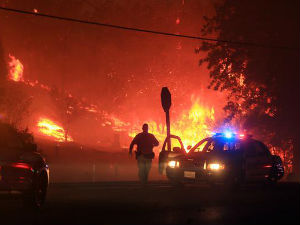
(129, 124), (159, 185)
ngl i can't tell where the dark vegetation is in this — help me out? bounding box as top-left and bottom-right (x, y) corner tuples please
(0, 122), (37, 160)
(197, 0), (299, 180)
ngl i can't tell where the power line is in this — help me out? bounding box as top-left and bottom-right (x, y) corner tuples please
(0, 6), (298, 51)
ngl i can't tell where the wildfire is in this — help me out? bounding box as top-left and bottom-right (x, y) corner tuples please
(8, 55), (24, 82)
(6, 54), (215, 151)
(37, 118), (73, 142)
(126, 98), (215, 151)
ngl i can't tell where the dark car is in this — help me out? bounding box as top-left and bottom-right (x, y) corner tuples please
(0, 123), (49, 208)
(159, 133), (284, 188)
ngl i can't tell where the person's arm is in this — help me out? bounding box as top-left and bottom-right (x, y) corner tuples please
(129, 135), (138, 155)
(152, 135), (159, 147)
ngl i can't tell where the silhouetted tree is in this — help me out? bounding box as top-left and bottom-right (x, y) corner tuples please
(197, 0), (299, 179)
(50, 87), (82, 142)
(0, 38), (6, 108)
(1, 82), (33, 127)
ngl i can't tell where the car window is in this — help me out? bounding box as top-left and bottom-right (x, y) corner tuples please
(194, 140), (209, 152)
(244, 140), (269, 157)
(254, 141), (270, 156)
(224, 141), (241, 151)
(204, 139), (241, 152)
(206, 141), (216, 152)
(244, 141), (256, 157)
(162, 135), (184, 152)
(171, 138), (183, 152)
(191, 138), (211, 153)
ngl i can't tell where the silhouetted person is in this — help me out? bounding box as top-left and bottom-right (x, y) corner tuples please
(129, 123), (159, 185)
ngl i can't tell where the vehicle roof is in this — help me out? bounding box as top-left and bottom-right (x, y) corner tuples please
(190, 136), (262, 153)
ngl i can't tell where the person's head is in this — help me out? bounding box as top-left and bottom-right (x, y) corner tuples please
(142, 123), (148, 133)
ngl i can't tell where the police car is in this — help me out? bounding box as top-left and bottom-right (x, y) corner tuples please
(0, 123), (49, 208)
(159, 132), (284, 188)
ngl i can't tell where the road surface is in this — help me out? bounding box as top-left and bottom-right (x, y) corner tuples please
(0, 181), (299, 225)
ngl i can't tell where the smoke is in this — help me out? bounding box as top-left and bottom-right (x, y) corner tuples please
(0, 0), (226, 148)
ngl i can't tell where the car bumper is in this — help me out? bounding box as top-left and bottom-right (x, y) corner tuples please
(0, 178), (32, 192)
(166, 167), (228, 183)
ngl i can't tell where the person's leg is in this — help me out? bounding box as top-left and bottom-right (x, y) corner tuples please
(144, 159), (152, 183)
(137, 157), (146, 184)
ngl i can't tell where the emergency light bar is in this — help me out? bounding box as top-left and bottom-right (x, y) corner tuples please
(211, 132), (251, 139)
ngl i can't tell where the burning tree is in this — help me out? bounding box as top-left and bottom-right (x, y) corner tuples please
(0, 53), (33, 128)
(197, 0), (299, 179)
(50, 87), (80, 142)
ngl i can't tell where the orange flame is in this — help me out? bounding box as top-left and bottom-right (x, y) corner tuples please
(126, 98), (215, 151)
(37, 118), (73, 142)
(8, 55), (24, 82)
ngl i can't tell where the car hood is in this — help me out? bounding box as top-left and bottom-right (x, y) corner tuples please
(175, 152), (234, 168)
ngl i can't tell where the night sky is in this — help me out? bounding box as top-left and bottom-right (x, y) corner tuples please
(0, 1), (224, 111)
(0, 0), (227, 147)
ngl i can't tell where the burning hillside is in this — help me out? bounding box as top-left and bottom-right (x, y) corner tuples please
(4, 55), (218, 148)
(126, 98), (215, 149)
(37, 117), (73, 142)
(8, 54), (23, 82)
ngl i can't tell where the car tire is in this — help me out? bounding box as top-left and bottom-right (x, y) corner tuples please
(22, 173), (48, 209)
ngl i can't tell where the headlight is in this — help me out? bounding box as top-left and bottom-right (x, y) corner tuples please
(206, 163), (225, 170)
(168, 160), (180, 168)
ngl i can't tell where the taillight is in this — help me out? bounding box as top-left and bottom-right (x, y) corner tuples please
(263, 164), (272, 168)
(11, 163), (33, 171)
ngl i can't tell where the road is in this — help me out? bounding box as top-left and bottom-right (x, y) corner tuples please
(0, 181), (299, 225)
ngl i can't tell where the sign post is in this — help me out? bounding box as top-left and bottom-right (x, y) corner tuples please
(161, 87), (171, 151)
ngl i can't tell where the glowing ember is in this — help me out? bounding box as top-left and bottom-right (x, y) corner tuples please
(8, 55), (24, 82)
(126, 98), (215, 152)
(37, 118), (73, 142)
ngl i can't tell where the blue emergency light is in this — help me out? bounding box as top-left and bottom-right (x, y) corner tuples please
(224, 131), (233, 138)
(211, 131), (248, 139)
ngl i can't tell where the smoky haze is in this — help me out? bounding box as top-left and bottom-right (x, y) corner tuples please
(0, 0), (225, 149)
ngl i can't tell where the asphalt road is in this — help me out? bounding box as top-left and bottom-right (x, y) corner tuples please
(0, 181), (299, 225)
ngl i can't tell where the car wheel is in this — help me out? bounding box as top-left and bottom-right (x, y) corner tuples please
(23, 173), (48, 209)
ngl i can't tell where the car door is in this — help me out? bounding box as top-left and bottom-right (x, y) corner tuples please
(244, 140), (272, 181)
(254, 141), (273, 179)
(158, 135), (185, 175)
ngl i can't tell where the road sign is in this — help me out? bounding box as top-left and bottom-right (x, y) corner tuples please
(161, 87), (171, 112)
(161, 87), (171, 151)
